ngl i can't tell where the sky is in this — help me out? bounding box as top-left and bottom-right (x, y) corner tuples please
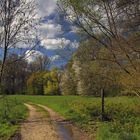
(26, 0), (80, 68)
(0, 0), (79, 68)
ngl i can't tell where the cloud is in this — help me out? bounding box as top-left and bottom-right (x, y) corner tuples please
(70, 26), (79, 33)
(39, 22), (62, 38)
(37, 0), (57, 17)
(50, 55), (61, 62)
(41, 38), (71, 50)
(36, 0), (79, 53)
(0, 0), (80, 68)
(25, 50), (44, 63)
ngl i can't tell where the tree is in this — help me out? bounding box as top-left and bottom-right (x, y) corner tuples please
(58, 0), (140, 75)
(27, 72), (45, 95)
(0, 0), (38, 82)
(73, 40), (121, 95)
(119, 67), (140, 97)
(27, 69), (61, 95)
(44, 68), (60, 95)
(59, 0), (140, 100)
(0, 54), (29, 94)
(61, 39), (123, 121)
(28, 55), (50, 72)
(60, 60), (77, 95)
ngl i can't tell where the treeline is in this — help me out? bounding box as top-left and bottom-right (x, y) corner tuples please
(0, 36), (139, 96)
(0, 53), (50, 95)
(27, 68), (60, 95)
(0, 53), (60, 95)
(26, 39), (139, 96)
(0, 0), (140, 96)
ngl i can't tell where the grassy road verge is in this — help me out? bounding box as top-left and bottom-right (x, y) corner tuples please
(0, 97), (27, 140)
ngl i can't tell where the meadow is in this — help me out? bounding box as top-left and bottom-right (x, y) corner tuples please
(0, 97), (27, 140)
(0, 96), (140, 140)
(11, 96), (140, 140)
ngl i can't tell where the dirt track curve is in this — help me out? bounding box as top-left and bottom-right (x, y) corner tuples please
(20, 104), (61, 140)
(10, 103), (92, 140)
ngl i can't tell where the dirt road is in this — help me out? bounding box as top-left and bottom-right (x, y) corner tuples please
(19, 103), (91, 140)
(37, 104), (91, 140)
(20, 104), (61, 140)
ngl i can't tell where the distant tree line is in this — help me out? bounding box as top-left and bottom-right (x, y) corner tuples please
(27, 68), (60, 95)
(0, 53), (50, 95)
(0, 0), (139, 97)
(0, 37), (139, 96)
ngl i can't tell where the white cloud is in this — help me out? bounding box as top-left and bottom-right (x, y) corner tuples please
(37, 0), (57, 17)
(25, 50), (44, 63)
(50, 55), (61, 62)
(39, 22), (62, 38)
(70, 26), (79, 33)
(23, 0), (79, 67)
(36, 0), (78, 52)
(41, 38), (71, 50)
(71, 41), (79, 49)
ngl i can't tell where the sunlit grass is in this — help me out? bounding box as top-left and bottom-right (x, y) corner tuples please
(9, 95), (140, 139)
(0, 97), (27, 139)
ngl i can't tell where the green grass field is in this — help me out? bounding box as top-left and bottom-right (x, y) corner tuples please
(0, 97), (27, 140)
(10, 95), (140, 140)
(0, 95), (140, 140)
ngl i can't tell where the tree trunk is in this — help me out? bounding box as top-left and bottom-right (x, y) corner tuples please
(101, 88), (105, 121)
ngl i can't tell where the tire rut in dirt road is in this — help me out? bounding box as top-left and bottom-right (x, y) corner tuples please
(20, 104), (61, 140)
(37, 104), (92, 140)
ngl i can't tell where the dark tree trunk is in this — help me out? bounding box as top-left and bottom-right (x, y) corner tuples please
(101, 88), (105, 121)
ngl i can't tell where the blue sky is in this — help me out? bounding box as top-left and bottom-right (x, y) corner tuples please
(0, 0), (80, 68)
(26, 0), (80, 67)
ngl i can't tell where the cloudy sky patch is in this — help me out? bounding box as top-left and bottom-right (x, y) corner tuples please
(19, 0), (80, 67)
(25, 50), (44, 63)
(37, 0), (57, 17)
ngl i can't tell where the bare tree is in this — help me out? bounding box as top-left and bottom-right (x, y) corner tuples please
(28, 55), (50, 72)
(2, 53), (29, 94)
(36, 55), (50, 71)
(58, 0), (140, 119)
(0, 0), (38, 82)
(58, 0), (140, 74)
